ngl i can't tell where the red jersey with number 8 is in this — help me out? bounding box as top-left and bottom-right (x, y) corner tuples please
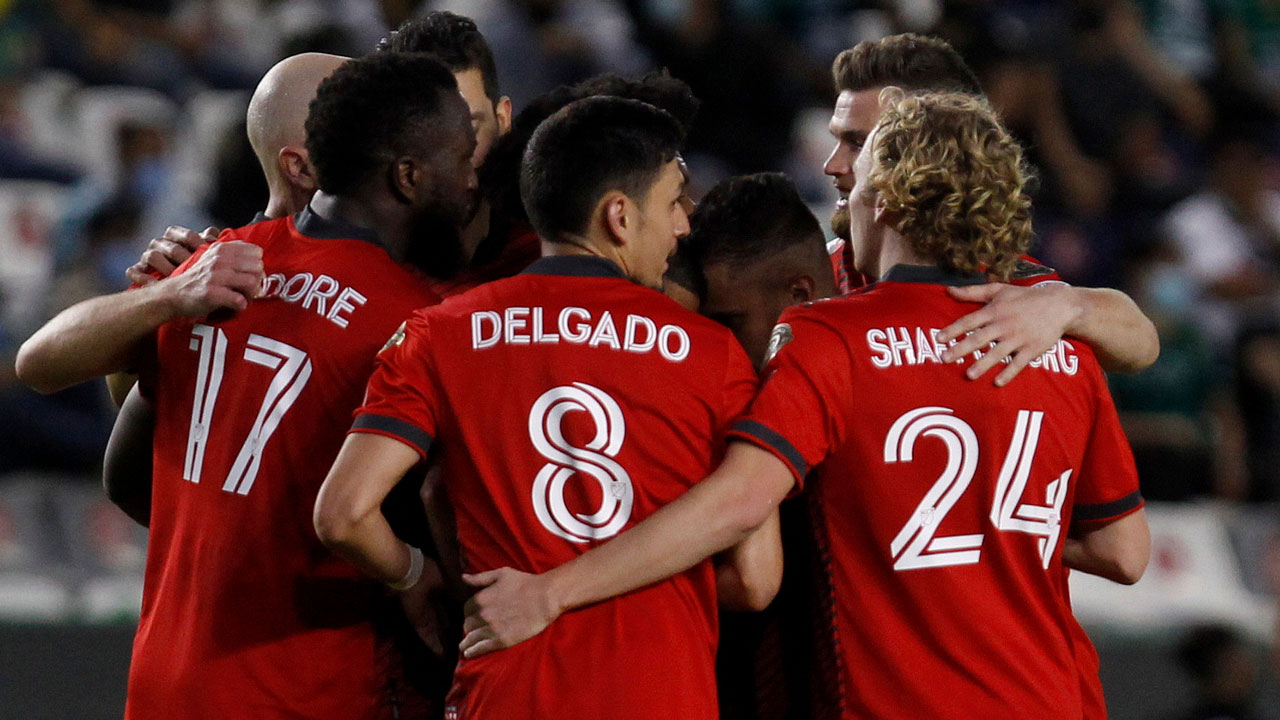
(130, 207), (440, 720)
(350, 255), (759, 720)
(730, 264), (1143, 719)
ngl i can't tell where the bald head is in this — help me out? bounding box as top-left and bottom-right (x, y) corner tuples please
(246, 53), (348, 209)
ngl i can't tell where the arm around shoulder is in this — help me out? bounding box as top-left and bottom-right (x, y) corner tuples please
(1069, 287), (1159, 373)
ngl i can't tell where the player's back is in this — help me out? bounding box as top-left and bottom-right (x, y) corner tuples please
(355, 255), (758, 720)
(130, 208), (439, 720)
(743, 265), (1141, 719)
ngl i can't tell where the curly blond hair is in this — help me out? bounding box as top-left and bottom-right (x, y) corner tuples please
(868, 92), (1032, 281)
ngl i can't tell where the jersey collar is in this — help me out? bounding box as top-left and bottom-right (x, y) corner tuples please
(882, 264), (987, 287)
(294, 204), (382, 248)
(520, 255), (626, 279)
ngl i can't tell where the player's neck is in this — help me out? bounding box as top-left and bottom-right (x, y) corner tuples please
(308, 191), (412, 260)
(874, 236), (930, 280)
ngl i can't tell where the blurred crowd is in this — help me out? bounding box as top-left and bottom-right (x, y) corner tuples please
(0, 0), (1278, 507)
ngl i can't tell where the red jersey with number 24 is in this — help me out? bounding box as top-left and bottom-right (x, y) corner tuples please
(730, 264), (1143, 719)
(351, 255), (759, 720)
(130, 207), (440, 720)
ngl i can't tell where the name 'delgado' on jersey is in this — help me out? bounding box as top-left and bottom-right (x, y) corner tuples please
(471, 307), (691, 362)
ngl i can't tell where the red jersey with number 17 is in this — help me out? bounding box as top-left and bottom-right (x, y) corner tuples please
(351, 255), (759, 720)
(130, 207), (440, 720)
(730, 264), (1143, 719)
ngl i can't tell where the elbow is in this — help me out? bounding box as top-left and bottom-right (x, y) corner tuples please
(313, 499), (359, 552)
(1131, 321), (1161, 373)
(739, 573), (781, 611)
(1113, 539), (1151, 585)
(14, 341), (59, 394)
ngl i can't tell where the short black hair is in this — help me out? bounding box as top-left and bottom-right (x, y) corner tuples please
(376, 11), (500, 103)
(520, 96), (685, 243)
(482, 70), (699, 231)
(834, 33), (982, 95)
(686, 172), (826, 270)
(305, 52), (460, 196)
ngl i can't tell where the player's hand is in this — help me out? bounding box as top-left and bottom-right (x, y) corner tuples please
(126, 225), (220, 286)
(163, 240), (264, 317)
(399, 556), (448, 658)
(458, 568), (560, 658)
(938, 282), (1082, 386)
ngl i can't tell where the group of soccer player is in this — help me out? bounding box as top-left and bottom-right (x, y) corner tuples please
(14, 12), (1158, 720)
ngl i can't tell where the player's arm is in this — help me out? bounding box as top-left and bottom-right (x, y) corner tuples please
(15, 241), (263, 394)
(102, 386), (155, 527)
(315, 433), (427, 587)
(1063, 508), (1150, 585)
(460, 442), (794, 658)
(938, 283), (1159, 385)
(715, 509), (782, 611)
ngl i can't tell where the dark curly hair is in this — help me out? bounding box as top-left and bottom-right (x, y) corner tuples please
(304, 52), (460, 196)
(376, 11), (501, 104)
(520, 96), (685, 243)
(687, 172), (825, 270)
(834, 33), (981, 95)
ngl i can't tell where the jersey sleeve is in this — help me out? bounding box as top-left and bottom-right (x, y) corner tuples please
(349, 312), (441, 458)
(1071, 363), (1144, 531)
(727, 308), (852, 488)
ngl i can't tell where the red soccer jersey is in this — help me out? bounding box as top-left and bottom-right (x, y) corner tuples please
(352, 255), (759, 720)
(730, 264), (1143, 719)
(130, 207), (441, 720)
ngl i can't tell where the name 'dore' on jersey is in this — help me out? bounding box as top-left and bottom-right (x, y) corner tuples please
(470, 306), (691, 361)
(256, 270), (368, 329)
(866, 325), (1081, 375)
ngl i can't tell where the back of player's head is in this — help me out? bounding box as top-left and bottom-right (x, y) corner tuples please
(246, 53), (347, 181)
(834, 34), (981, 95)
(869, 92), (1031, 280)
(520, 96), (685, 243)
(484, 70), (699, 227)
(305, 52), (461, 196)
(376, 11), (500, 103)
(687, 172), (826, 274)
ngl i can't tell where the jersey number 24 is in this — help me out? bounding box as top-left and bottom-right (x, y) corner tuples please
(885, 406), (1071, 572)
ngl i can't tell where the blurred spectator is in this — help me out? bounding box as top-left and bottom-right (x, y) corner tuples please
(1235, 321), (1280, 502)
(1175, 624), (1265, 720)
(430, 0), (652, 109)
(1110, 247), (1249, 500)
(1160, 128), (1280, 345)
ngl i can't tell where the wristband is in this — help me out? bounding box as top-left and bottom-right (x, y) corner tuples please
(388, 546), (424, 592)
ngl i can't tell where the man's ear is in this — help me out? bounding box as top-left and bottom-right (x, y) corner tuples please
(789, 273), (818, 304)
(873, 192), (900, 228)
(390, 156), (421, 203)
(601, 191), (630, 246)
(278, 146), (318, 193)
(495, 96), (513, 135)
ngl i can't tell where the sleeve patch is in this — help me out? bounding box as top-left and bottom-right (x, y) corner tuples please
(763, 323), (793, 366)
(1010, 258), (1057, 281)
(379, 321), (408, 355)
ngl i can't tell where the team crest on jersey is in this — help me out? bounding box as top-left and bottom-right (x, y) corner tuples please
(379, 322), (407, 355)
(764, 323), (793, 365)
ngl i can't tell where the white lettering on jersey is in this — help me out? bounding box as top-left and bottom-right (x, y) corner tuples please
(259, 272), (367, 329)
(865, 326), (1078, 376)
(470, 307), (691, 362)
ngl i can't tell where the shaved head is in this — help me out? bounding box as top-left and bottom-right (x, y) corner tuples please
(246, 52), (348, 190)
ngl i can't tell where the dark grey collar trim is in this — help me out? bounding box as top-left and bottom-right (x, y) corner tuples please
(293, 204), (382, 247)
(520, 255), (626, 279)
